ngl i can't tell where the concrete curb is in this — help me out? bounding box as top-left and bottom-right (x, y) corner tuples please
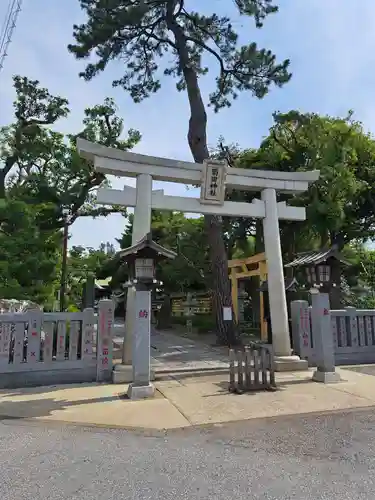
(0, 415), (187, 435)
(1, 403), (375, 434)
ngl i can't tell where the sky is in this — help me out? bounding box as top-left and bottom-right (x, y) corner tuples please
(1, 0), (375, 249)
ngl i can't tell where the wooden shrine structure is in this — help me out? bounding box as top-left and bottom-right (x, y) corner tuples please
(228, 253), (268, 340)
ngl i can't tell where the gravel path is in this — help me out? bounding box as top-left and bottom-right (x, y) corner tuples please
(1, 408), (375, 499)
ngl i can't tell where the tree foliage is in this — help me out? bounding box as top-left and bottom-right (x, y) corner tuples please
(0, 76), (69, 199)
(66, 242), (116, 306)
(257, 110), (375, 250)
(0, 200), (60, 304)
(1, 76), (141, 228)
(68, 0), (290, 111)
(0, 75), (140, 305)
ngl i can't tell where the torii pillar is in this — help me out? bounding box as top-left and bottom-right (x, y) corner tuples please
(113, 174), (153, 383)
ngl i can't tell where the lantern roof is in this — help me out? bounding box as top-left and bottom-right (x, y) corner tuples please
(116, 232), (177, 261)
(284, 245), (350, 268)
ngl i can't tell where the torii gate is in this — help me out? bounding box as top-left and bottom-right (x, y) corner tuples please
(77, 138), (319, 380)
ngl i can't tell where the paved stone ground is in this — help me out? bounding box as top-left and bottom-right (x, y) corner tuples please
(113, 328), (230, 372)
(344, 364), (375, 377)
(1, 408), (375, 499)
(150, 330), (229, 372)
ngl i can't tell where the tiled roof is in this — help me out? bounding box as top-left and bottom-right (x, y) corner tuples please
(284, 247), (348, 268)
(117, 232), (177, 260)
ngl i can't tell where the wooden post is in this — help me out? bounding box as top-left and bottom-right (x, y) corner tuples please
(229, 348), (235, 390)
(228, 344), (276, 392)
(259, 260), (268, 341)
(230, 271), (239, 322)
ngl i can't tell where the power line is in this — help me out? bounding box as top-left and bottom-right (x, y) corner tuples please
(0, 0), (23, 73)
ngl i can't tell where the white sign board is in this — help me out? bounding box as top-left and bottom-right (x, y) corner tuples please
(223, 307), (232, 321)
(200, 159), (226, 205)
(135, 258), (154, 279)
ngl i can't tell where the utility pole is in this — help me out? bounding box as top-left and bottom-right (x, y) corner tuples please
(0, 0), (23, 74)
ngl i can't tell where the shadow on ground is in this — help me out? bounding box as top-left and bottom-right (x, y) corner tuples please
(0, 394), (119, 420)
(197, 375), (315, 398)
(0, 386), (165, 421)
(0, 383), (100, 397)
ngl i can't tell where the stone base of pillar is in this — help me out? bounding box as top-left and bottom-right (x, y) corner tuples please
(274, 355), (308, 372)
(312, 370), (341, 384)
(127, 382), (155, 400)
(112, 364), (155, 384)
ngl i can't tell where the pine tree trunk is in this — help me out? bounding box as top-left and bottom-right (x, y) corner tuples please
(255, 220), (264, 253)
(0, 170), (5, 200)
(205, 214), (237, 345)
(167, 12), (238, 345)
(156, 295), (172, 330)
(0, 155), (18, 200)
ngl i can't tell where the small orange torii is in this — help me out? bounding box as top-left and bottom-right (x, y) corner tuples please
(228, 252), (268, 340)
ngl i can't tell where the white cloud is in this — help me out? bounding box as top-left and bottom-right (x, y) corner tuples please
(1, 0), (375, 248)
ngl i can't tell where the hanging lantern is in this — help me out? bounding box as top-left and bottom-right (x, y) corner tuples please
(317, 264), (330, 284)
(305, 264), (330, 287)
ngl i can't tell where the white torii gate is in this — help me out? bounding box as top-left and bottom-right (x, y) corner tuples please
(77, 138), (320, 379)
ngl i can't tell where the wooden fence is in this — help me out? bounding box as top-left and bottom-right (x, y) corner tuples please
(0, 300), (114, 388)
(229, 343), (276, 393)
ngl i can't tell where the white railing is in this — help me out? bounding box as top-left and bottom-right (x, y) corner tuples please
(291, 301), (375, 365)
(0, 300), (114, 386)
(331, 308), (375, 350)
(0, 309), (95, 371)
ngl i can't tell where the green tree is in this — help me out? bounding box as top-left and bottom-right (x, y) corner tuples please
(259, 111), (375, 248)
(360, 249), (375, 295)
(0, 76), (69, 200)
(342, 243), (375, 308)
(0, 200), (60, 304)
(66, 242), (116, 306)
(1, 76), (141, 229)
(68, 0), (291, 344)
(0, 76), (141, 304)
(246, 110), (375, 306)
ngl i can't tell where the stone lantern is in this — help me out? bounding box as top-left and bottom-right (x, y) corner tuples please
(183, 292), (198, 334)
(285, 246), (350, 308)
(305, 263), (331, 288)
(237, 288), (248, 323)
(119, 232), (176, 399)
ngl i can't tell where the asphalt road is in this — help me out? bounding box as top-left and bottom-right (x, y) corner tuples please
(1, 408), (375, 499)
